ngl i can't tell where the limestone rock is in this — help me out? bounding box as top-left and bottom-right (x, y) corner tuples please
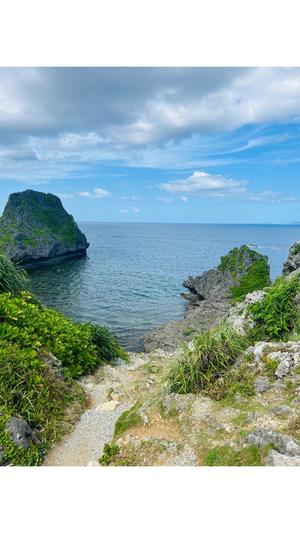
(246, 427), (300, 456)
(5, 416), (38, 449)
(266, 450), (300, 466)
(254, 376), (270, 394)
(283, 241), (300, 275)
(0, 190), (89, 267)
(96, 400), (119, 412)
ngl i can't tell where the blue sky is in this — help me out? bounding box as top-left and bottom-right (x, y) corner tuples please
(1, 67), (300, 223)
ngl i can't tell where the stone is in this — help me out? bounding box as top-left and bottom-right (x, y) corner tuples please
(271, 405), (293, 416)
(283, 241), (300, 275)
(246, 427), (300, 456)
(0, 189), (89, 267)
(96, 400), (119, 412)
(5, 416), (38, 449)
(266, 450), (300, 466)
(275, 358), (291, 378)
(254, 376), (270, 394)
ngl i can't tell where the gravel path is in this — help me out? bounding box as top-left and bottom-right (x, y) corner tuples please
(44, 375), (132, 467)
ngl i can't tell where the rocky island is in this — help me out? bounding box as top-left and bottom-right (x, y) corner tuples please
(0, 190), (89, 267)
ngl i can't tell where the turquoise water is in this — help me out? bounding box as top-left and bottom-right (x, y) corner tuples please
(29, 223), (300, 350)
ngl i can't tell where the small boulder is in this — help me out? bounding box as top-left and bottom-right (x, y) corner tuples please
(246, 427), (300, 456)
(5, 416), (38, 449)
(266, 450), (300, 466)
(254, 376), (270, 394)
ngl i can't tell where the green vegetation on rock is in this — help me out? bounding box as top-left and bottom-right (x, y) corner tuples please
(203, 444), (266, 466)
(0, 190), (89, 265)
(114, 404), (142, 438)
(219, 245), (270, 302)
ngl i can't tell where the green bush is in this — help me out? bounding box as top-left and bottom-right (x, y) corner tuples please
(0, 252), (30, 294)
(0, 339), (85, 466)
(249, 275), (300, 341)
(167, 325), (248, 394)
(114, 404), (142, 438)
(230, 259), (270, 302)
(0, 292), (126, 378)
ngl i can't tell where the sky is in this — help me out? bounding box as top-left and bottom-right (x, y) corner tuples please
(1, 67), (300, 223)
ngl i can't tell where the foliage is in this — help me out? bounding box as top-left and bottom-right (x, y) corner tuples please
(0, 339), (85, 466)
(0, 292), (125, 378)
(203, 444), (265, 466)
(0, 252), (30, 294)
(230, 259), (270, 302)
(114, 404), (142, 438)
(99, 442), (120, 465)
(89, 324), (128, 362)
(167, 325), (249, 394)
(218, 245), (270, 302)
(248, 275), (300, 341)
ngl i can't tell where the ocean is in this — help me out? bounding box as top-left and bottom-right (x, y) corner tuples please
(29, 223), (300, 350)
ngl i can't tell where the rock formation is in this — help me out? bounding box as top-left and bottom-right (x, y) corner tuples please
(283, 241), (300, 275)
(144, 245), (270, 352)
(0, 190), (89, 267)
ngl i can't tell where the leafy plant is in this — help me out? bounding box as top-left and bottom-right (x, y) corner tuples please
(0, 252), (30, 294)
(0, 292), (126, 378)
(249, 275), (300, 341)
(99, 442), (120, 465)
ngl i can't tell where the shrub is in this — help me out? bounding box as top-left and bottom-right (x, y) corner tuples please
(0, 339), (85, 466)
(0, 252), (30, 294)
(167, 325), (249, 394)
(0, 292), (126, 378)
(249, 275), (300, 341)
(230, 259), (270, 302)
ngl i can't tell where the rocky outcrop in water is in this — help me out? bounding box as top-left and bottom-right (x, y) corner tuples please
(0, 190), (89, 267)
(144, 245), (270, 352)
(283, 241), (300, 276)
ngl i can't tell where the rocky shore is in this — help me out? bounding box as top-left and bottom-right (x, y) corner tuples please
(144, 245), (270, 351)
(0, 190), (89, 268)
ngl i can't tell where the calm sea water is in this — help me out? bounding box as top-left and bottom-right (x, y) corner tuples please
(29, 223), (300, 350)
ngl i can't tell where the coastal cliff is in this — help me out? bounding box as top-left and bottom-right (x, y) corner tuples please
(144, 245), (270, 351)
(0, 190), (89, 267)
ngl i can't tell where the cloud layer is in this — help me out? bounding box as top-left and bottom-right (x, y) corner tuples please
(1, 67), (300, 181)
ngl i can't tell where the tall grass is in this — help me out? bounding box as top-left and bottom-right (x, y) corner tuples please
(0, 252), (30, 294)
(167, 325), (248, 394)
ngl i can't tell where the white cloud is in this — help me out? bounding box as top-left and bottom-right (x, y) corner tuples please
(160, 171), (246, 196)
(180, 196), (189, 202)
(78, 187), (111, 198)
(119, 206), (141, 214)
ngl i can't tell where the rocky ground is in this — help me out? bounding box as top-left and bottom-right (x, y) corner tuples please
(45, 338), (300, 467)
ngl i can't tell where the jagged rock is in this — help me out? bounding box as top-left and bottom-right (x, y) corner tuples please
(283, 241), (300, 275)
(5, 416), (39, 449)
(0, 189), (89, 267)
(254, 376), (270, 394)
(266, 450), (300, 466)
(246, 427), (300, 456)
(183, 245), (270, 307)
(247, 341), (300, 377)
(271, 405), (293, 416)
(227, 290), (266, 335)
(144, 246), (270, 351)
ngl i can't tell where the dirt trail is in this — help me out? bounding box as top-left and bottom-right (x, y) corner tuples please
(44, 354), (149, 466)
